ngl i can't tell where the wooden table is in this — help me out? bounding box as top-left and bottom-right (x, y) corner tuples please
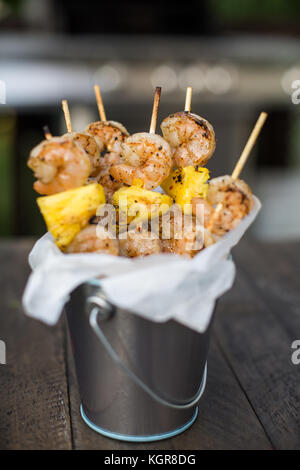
(0, 238), (299, 450)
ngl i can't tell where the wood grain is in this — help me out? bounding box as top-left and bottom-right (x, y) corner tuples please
(0, 240), (72, 450)
(214, 240), (300, 450)
(235, 240), (300, 338)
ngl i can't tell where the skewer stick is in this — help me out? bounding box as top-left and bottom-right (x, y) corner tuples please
(62, 100), (72, 133)
(94, 85), (107, 121)
(149, 87), (161, 134)
(184, 87), (193, 113)
(207, 111), (268, 230)
(43, 125), (52, 140)
(231, 112), (268, 180)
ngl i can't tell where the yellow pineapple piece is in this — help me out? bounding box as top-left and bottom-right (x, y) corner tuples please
(37, 183), (106, 250)
(113, 185), (173, 225)
(161, 166), (210, 214)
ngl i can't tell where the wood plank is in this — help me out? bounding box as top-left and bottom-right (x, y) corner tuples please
(214, 240), (300, 450)
(0, 240), (72, 450)
(66, 323), (271, 450)
(235, 240), (300, 337)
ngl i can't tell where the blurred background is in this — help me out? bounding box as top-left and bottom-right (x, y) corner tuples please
(0, 0), (300, 240)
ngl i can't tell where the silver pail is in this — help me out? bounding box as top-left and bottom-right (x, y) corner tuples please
(65, 279), (215, 442)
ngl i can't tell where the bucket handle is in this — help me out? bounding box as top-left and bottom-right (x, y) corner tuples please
(88, 296), (207, 410)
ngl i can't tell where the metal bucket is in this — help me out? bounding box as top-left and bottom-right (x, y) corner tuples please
(65, 279), (215, 442)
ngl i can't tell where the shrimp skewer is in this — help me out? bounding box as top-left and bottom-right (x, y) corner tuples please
(192, 176), (254, 236)
(61, 99), (102, 177)
(207, 111), (267, 231)
(161, 86), (215, 168)
(83, 85), (130, 201)
(85, 120), (129, 201)
(110, 132), (172, 190)
(87, 84), (129, 155)
(61, 94), (129, 201)
(28, 103), (93, 195)
(85, 120), (129, 156)
(110, 87), (172, 190)
(161, 112), (216, 168)
(161, 206), (215, 258)
(63, 131), (101, 177)
(28, 137), (91, 195)
(66, 225), (119, 255)
(119, 227), (161, 258)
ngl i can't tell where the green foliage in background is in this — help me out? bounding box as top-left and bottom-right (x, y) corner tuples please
(0, 0), (24, 22)
(211, 0), (300, 24)
(2, 0), (23, 12)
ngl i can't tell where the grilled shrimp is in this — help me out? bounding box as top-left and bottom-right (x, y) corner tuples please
(95, 172), (123, 204)
(192, 175), (254, 236)
(66, 225), (119, 255)
(161, 207), (215, 258)
(63, 132), (101, 177)
(119, 227), (161, 258)
(85, 120), (129, 161)
(91, 151), (125, 203)
(110, 133), (172, 190)
(191, 197), (214, 225)
(28, 137), (91, 195)
(161, 112), (216, 168)
(85, 120), (129, 199)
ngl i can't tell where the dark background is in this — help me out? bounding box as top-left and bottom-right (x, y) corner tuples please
(1, 0), (300, 240)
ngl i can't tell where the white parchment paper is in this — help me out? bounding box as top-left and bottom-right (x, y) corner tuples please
(22, 196), (261, 333)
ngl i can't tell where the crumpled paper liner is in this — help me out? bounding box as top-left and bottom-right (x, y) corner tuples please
(22, 196), (261, 333)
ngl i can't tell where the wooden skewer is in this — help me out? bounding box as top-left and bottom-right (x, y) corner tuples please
(231, 112), (268, 180)
(94, 85), (107, 121)
(207, 111), (268, 230)
(184, 87), (193, 113)
(149, 87), (161, 134)
(43, 125), (52, 140)
(62, 100), (72, 133)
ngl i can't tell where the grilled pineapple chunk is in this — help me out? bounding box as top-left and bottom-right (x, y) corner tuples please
(161, 166), (210, 214)
(113, 185), (173, 225)
(37, 183), (106, 250)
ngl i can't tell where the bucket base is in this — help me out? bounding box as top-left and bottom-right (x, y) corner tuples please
(80, 405), (198, 443)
